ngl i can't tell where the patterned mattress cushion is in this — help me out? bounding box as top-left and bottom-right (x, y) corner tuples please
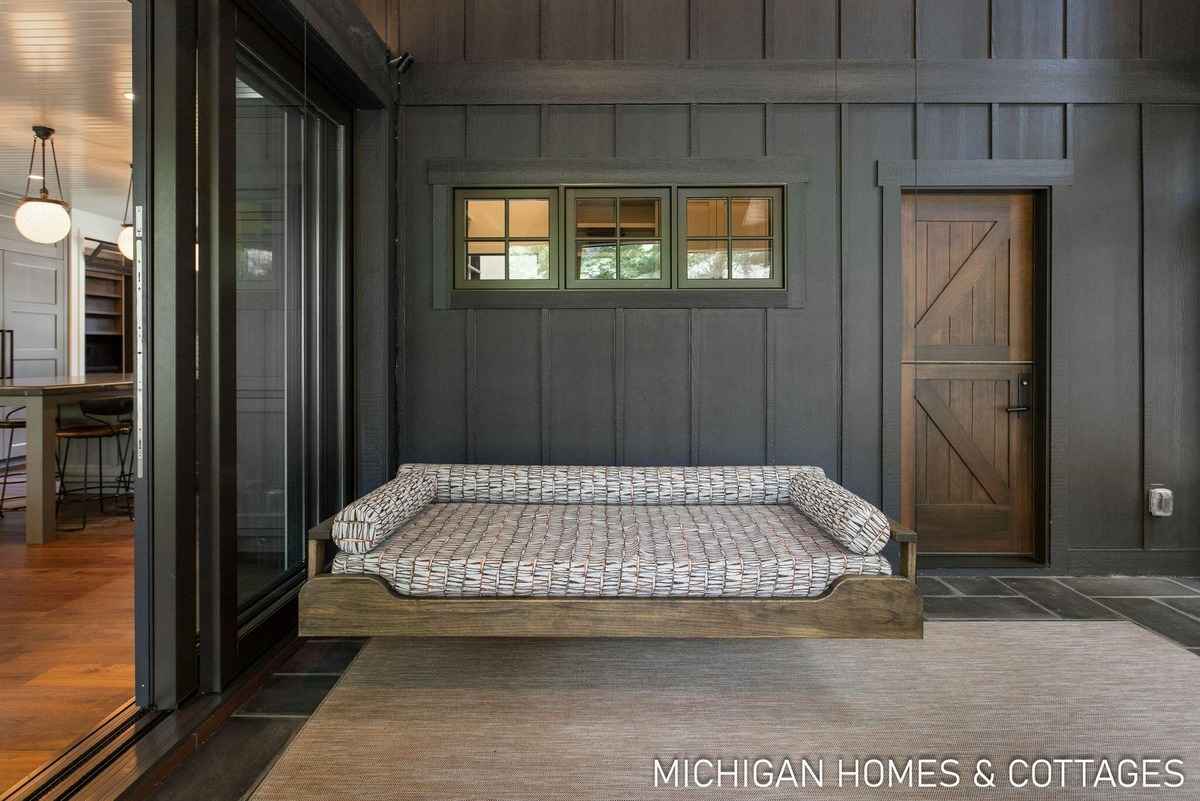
(331, 502), (891, 598)
(332, 468), (437, 554)
(789, 472), (891, 556)
(396, 464), (825, 506)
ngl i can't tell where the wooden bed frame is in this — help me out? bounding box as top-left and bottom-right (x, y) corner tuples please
(300, 518), (922, 639)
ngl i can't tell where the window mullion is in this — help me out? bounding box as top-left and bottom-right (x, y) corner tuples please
(614, 212), (623, 280)
(726, 196), (733, 279)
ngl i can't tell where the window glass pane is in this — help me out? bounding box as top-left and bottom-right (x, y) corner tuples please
(509, 198), (549, 237)
(618, 242), (661, 279)
(575, 197), (617, 239)
(686, 239), (728, 279)
(508, 241), (551, 279)
(577, 242), (617, 279)
(466, 199), (505, 238)
(619, 197), (660, 238)
(732, 239), (771, 279)
(686, 198), (727, 237)
(732, 197), (771, 236)
(466, 240), (506, 280)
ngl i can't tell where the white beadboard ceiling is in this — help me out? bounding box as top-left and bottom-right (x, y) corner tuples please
(0, 0), (131, 220)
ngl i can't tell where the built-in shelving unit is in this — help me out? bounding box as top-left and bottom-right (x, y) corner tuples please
(83, 240), (131, 374)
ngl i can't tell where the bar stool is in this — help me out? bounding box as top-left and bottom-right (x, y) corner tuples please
(81, 398), (135, 517)
(0, 406), (25, 517)
(55, 400), (134, 529)
(55, 419), (116, 532)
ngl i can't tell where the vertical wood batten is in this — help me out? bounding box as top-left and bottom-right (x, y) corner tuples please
(989, 103), (999, 158)
(612, 0), (624, 59)
(763, 0), (775, 59)
(395, 104), (408, 467)
(540, 308), (551, 464)
(689, 308), (698, 465)
(765, 307), (776, 464)
(613, 307), (625, 465)
(880, 176), (903, 517)
(837, 102), (849, 483)
(465, 308), (477, 462)
(1137, 101), (1146, 551)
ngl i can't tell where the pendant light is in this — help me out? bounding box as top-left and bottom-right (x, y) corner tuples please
(15, 126), (72, 245)
(117, 164), (134, 260)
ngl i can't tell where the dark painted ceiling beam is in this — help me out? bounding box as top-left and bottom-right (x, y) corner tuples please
(400, 59), (1200, 106)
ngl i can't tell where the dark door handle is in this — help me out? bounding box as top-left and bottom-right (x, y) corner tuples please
(1007, 372), (1033, 415)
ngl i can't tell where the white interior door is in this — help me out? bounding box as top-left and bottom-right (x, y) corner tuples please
(0, 248), (68, 457)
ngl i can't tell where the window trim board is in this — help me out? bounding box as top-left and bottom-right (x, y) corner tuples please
(429, 157), (808, 186)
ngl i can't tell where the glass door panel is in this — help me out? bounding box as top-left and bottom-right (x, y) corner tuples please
(309, 112), (348, 522)
(233, 61), (306, 607)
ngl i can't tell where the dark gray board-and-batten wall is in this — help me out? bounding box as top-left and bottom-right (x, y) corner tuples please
(349, 0), (1200, 574)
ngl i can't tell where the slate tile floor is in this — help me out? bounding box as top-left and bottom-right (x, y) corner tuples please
(148, 639), (366, 801)
(922, 575), (1200, 657)
(150, 576), (1200, 800)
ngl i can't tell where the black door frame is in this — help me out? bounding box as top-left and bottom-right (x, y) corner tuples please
(137, 0), (394, 707)
(133, 0), (199, 710)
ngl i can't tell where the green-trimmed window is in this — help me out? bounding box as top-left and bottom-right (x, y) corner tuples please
(454, 188), (559, 289)
(564, 188), (671, 288)
(676, 187), (783, 288)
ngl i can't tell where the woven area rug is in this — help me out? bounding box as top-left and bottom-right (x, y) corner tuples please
(251, 622), (1200, 800)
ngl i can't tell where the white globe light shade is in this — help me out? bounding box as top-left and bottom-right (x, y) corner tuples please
(117, 224), (135, 260)
(15, 197), (71, 244)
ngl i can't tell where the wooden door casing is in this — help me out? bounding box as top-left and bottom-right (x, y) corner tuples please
(900, 192), (1038, 556)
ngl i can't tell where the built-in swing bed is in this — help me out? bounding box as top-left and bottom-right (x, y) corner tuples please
(301, 464), (922, 639)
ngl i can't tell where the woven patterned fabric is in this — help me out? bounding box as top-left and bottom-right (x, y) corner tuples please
(332, 469), (437, 555)
(331, 502), (891, 598)
(789, 471), (891, 556)
(396, 464), (824, 506)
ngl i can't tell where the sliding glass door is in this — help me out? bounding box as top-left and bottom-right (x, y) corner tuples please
(233, 61), (306, 609)
(139, 0), (386, 713)
(189, 5), (354, 684)
(232, 52), (347, 616)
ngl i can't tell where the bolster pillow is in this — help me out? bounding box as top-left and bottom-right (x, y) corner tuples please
(332, 468), (436, 554)
(789, 472), (891, 556)
(399, 463), (825, 505)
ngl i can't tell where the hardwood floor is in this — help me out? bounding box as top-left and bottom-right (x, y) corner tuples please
(0, 503), (134, 794)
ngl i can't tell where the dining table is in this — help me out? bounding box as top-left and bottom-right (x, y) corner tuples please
(0, 373), (134, 544)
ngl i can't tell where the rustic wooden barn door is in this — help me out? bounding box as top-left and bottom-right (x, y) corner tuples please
(900, 192), (1038, 555)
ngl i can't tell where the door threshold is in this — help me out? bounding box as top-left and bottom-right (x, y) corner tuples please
(919, 554), (1050, 574)
(1, 636), (300, 801)
(1, 700), (149, 801)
